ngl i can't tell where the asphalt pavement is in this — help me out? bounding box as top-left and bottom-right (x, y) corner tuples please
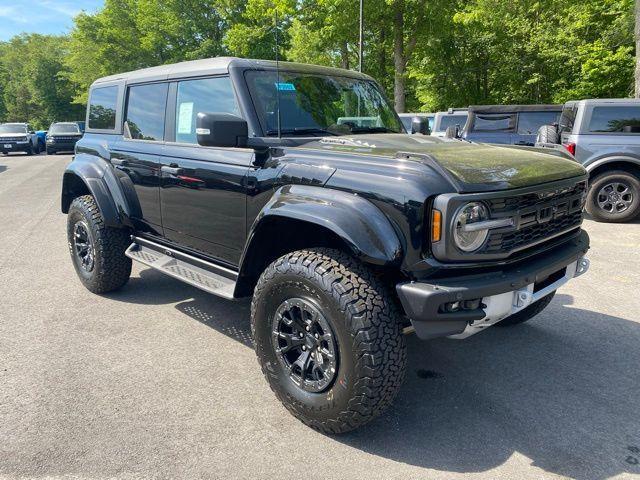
(1, 153), (639, 479)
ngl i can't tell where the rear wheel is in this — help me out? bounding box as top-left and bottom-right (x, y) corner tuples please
(67, 195), (132, 293)
(251, 248), (407, 434)
(497, 292), (555, 327)
(586, 170), (640, 223)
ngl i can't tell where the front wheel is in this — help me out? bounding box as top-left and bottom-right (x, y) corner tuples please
(586, 170), (640, 223)
(251, 248), (407, 434)
(67, 195), (132, 293)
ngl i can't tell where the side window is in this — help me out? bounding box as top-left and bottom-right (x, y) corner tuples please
(175, 76), (239, 144)
(588, 106), (640, 133)
(517, 111), (559, 134)
(125, 83), (168, 141)
(473, 114), (516, 132)
(88, 86), (118, 130)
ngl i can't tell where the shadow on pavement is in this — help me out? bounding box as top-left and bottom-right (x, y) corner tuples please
(108, 269), (640, 479)
(0, 165), (6, 174)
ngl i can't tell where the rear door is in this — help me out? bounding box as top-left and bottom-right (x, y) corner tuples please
(159, 76), (252, 266)
(111, 82), (169, 235)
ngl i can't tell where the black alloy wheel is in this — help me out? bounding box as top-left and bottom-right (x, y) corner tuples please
(272, 297), (338, 393)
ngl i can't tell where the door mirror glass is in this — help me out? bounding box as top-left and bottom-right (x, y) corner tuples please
(411, 116), (430, 135)
(196, 112), (248, 148)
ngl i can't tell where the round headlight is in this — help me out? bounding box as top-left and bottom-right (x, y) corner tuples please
(453, 202), (490, 252)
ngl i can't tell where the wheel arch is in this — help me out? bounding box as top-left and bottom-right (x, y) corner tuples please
(586, 156), (640, 180)
(234, 185), (403, 297)
(61, 153), (132, 228)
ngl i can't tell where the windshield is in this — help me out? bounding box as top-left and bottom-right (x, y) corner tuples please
(0, 124), (26, 134)
(50, 123), (80, 134)
(245, 71), (403, 136)
(436, 114), (467, 132)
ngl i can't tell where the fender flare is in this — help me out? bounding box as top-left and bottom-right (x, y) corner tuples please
(242, 185), (403, 268)
(584, 155), (640, 174)
(61, 153), (137, 228)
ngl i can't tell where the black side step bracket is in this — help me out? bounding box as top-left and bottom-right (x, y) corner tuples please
(125, 238), (237, 300)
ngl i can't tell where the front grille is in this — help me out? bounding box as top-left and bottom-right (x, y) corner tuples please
(482, 180), (586, 254)
(484, 210), (582, 253)
(52, 136), (79, 141)
(1, 137), (25, 142)
(487, 181), (587, 214)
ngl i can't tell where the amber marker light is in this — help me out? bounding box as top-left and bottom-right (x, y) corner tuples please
(431, 209), (442, 242)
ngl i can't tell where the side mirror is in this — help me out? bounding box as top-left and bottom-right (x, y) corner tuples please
(196, 112), (248, 148)
(411, 116), (430, 135)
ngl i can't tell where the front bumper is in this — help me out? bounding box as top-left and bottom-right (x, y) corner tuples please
(1, 141), (30, 152)
(396, 230), (590, 340)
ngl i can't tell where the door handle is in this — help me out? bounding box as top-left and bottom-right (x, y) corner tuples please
(161, 165), (183, 175)
(112, 158), (128, 166)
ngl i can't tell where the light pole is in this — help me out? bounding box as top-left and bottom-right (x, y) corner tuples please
(359, 0), (363, 72)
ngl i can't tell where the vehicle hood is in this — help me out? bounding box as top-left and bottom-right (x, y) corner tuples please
(297, 134), (586, 192)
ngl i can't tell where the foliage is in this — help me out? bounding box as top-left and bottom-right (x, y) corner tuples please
(0, 0), (635, 126)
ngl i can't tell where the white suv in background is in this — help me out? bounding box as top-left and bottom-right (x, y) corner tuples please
(431, 108), (468, 137)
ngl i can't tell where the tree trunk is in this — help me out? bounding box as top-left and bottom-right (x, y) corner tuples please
(393, 0), (405, 112)
(340, 42), (350, 70)
(636, 0), (640, 97)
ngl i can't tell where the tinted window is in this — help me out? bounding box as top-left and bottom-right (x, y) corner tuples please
(437, 114), (467, 132)
(88, 86), (118, 130)
(517, 111), (559, 134)
(175, 77), (239, 144)
(473, 113), (516, 132)
(588, 106), (640, 133)
(559, 106), (577, 133)
(125, 83), (168, 141)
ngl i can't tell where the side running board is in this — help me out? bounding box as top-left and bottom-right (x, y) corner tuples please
(125, 237), (237, 300)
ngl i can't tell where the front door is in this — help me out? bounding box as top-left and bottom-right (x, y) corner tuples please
(159, 76), (252, 266)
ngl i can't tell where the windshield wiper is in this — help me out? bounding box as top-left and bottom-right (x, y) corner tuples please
(348, 126), (395, 134)
(265, 127), (338, 137)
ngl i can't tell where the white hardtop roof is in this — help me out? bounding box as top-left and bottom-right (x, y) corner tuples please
(92, 57), (373, 86)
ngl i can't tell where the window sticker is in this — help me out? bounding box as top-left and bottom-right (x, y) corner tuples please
(178, 102), (194, 134)
(275, 82), (296, 91)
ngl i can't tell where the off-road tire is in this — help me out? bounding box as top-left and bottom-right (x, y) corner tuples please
(67, 195), (132, 293)
(497, 292), (555, 327)
(251, 248), (407, 434)
(586, 170), (640, 223)
(536, 124), (559, 145)
(46, 148), (53, 155)
(25, 144), (33, 155)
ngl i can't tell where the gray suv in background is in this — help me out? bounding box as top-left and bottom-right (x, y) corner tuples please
(538, 99), (640, 223)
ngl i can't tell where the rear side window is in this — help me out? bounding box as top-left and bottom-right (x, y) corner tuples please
(175, 76), (239, 144)
(559, 106), (577, 134)
(473, 113), (516, 132)
(88, 86), (118, 130)
(125, 83), (168, 141)
(517, 111), (559, 134)
(588, 106), (640, 133)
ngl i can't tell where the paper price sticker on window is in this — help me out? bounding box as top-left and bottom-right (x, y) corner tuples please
(275, 82), (296, 91)
(178, 102), (194, 134)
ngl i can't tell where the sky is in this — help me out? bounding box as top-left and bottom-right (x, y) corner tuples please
(0, 0), (104, 41)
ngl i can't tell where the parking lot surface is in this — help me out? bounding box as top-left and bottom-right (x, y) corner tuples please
(1, 153), (640, 480)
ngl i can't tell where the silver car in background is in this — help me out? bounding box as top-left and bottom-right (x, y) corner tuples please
(538, 98), (640, 223)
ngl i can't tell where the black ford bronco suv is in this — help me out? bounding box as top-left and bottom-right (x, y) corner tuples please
(62, 57), (590, 433)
